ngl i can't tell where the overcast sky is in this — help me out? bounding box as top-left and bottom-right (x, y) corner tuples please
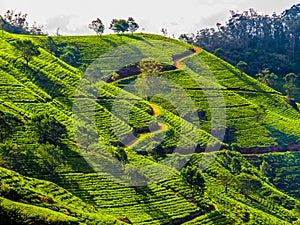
(0, 0), (299, 36)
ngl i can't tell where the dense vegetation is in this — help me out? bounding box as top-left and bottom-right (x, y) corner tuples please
(180, 4), (300, 100)
(0, 10), (47, 35)
(0, 27), (299, 224)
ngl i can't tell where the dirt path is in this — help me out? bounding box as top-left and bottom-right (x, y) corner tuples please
(126, 104), (168, 149)
(124, 47), (202, 149)
(149, 103), (161, 116)
(108, 46), (202, 83)
(240, 142), (300, 156)
(175, 47), (201, 69)
(120, 46), (300, 156)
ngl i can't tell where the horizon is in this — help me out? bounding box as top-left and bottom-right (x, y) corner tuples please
(1, 0), (299, 37)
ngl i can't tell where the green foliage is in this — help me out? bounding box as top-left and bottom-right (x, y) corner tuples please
(181, 165), (205, 194)
(181, 210), (232, 225)
(0, 10), (46, 35)
(32, 113), (67, 144)
(0, 10), (29, 34)
(0, 167), (123, 224)
(14, 40), (40, 66)
(58, 44), (82, 67)
(138, 57), (162, 77)
(181, 6), (300, 100)
(283, 73), (299, 99)
(113, 147), (128, 162)
(251, 152), (300, 199)
(236, 60), (248, 73)
(127, 17), (139, 34)
(0, 198), (80, 225)
(178, 34), (194, 44)
(217, 171), (235, 194)
(256, 68), (279, 88)
(0, 111), (22, 142)
(231, 157), (241, 174)
(0, 31), (300, 224)
(89, 18), (105, 36)
(260, 160), (271, 176)
(46, 37), (57, 55)
(237, 173), (262, 195)
(109, 19), (129, 34)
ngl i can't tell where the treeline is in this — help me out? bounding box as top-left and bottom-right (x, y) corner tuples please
(0, 10), (140, 37)
(88, 17), (139, 36)
(0, 9), (140, 36)
(180, 4), (300, 99)
(0, 10), (47, 35)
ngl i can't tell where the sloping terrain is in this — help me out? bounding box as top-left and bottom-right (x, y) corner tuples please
(0, 31), (300, 224)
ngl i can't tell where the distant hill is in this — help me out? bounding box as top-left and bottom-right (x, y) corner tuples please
(0, 31), (300, 224)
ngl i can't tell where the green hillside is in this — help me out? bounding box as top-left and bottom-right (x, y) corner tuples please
(0, 31), (300, 224)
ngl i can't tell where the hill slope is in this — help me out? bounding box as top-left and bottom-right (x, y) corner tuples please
(0, 31), (300, 224)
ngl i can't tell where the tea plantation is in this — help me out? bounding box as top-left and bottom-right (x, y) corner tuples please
(0, 31), (300, 224)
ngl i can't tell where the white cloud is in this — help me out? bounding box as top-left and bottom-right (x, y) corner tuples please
(0, 0), (299, 36)
(45, 15), (91, 35)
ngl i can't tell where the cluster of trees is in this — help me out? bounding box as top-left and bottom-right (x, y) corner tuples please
(0, 112), (67, 174)
(215, 153), (263, 196)
(0, 10), (47, 35)
(0, 10), (140, 37)
(32, 113), (67, 144)
(238, 64), (299, 100)
(45, 37), (82, 67)
(89, 17), (139, 36)
(179, 4), (300, 99)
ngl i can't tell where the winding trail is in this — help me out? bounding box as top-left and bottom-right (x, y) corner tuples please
(175, 47), (201, 69)
(125, 47), (201, 150)
(126, 103), (167, 149)
(149, 103), (161, 116)
(112, 46), (300, 155)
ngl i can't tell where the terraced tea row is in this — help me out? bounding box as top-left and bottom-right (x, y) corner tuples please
(44, 172), (204, 225)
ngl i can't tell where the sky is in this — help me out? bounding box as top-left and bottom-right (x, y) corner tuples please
(0, 0), (299, 37)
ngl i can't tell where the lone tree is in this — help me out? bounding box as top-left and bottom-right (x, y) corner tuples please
(138, 57), (162, 77)
(127, 17), (139, 35)
(181, 165), (205, 194)
(109, 19), (129, 34)
(88, 18), (105, 36)
(14, 40), (40, 69)
(137, 57), (162, 101)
